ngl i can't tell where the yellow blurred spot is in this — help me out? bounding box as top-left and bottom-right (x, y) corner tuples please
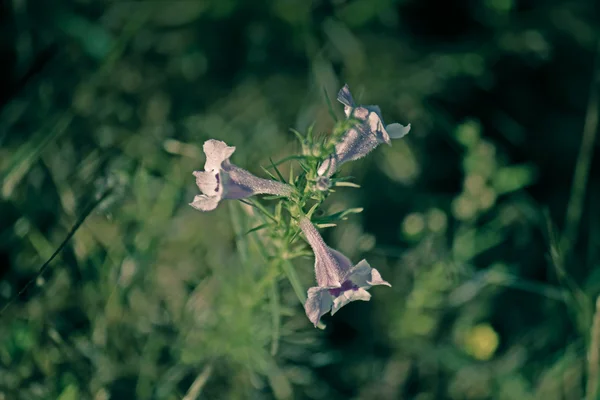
(463, 323), (499, 360)
(464, 174), (485, 195)
(452, 195), (477, 220)
(358, 234), (376, 252)
(478, 188), (497, 211)
(402, 212), (425, 237)
(426, 208), (447, 233)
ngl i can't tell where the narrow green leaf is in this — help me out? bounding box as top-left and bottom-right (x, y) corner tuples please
(0, 187), (113, 315)
(305, 203), (320, 219)
(240, 199), (276, 223)
(543, 210), (590, 329)
(306, 123), (315, 145)
(270, 282), (281, 356)
(334, 181), (361, 188)
(274, 202), (282, 222)
(323, 87), (339, 122)
(229, 202), (249, 264)
(261, 165), (279, 181)
(246, 223), (270, 235)
(182, 364), (213, 400)
(290, 128), (305, 143)
(269, 157), (287, 183)
(262, 195), (288, 201)
(316, 223), (337, 228)
(285, 250), (313, 259)
(282, 259), (325, 329)
(289, 227), (302, 244)
(298, 161), (311, 173)
(2, 113), (73, 197)
(266, 154), (308, 168)
(281, 260), (306, 303)
(57, 384), (79, 400)
(313, 207), (363, 224)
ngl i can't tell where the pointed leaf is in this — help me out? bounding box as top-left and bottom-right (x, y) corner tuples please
(260, 165), (279, 181)
(246, 223), (270, 235)
(323, 87), (339, 122)
(269, 157), (287, 183)
(334, 181), (361, 188)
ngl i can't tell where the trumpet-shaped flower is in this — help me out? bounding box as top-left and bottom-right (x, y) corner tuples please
(318, 84), (411, 177)
(190, 140), (293, 211)
(299, 217), (391, 326)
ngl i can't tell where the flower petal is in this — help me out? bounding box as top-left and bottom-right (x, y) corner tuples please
(337, 84), (355, 109)
(344, 259), (373, 287)
(305, 286), (335, 327)
(203, 140), (236, 171)
(328, 247), (354, 277)
(312, 246), (355, 287)
(345, 260), (392, 288)
(386, 123), (411, 139)
(351, 106), (369, 121)
(316, 156), (338, 177)
(193, 170), (220, 195)
(364, 105), (382, 116)
(222, 165), (292, 199)
(331, 288), (371, 315)
(189, 194), (220, 212)
(367, 267), (392, 287)
(367, 110), (391, 145)
(315, 176), (331, 191)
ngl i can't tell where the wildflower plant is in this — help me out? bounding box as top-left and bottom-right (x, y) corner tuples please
(190, 84), (410, 327)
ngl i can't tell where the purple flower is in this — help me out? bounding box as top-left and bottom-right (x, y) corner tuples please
(190, 140), (293, 211)
(318, 84), (411, 177)
(298, 217), (391, 327)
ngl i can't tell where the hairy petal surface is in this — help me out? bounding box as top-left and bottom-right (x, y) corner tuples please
(299, 217), (392, 326)
(190, 139), (293, 211)
(317, 84), (411, 178)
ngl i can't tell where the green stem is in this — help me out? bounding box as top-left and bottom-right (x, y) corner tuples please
(563, 39), (600, 251)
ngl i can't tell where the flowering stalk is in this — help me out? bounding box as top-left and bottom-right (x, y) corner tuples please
(189, 83), (408, 328)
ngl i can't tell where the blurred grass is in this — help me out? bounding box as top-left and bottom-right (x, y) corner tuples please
(1, 0), (599, 399)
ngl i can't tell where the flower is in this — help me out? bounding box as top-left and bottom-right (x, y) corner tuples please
(315, 176), (331, 191)
(190, 139), (293, 211)
(298, 217), (391, 326)
(317, 84), (411, 177)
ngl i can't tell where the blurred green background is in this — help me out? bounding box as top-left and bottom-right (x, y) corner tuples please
(1, 0), (599, 399)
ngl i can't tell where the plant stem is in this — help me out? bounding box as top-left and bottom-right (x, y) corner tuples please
(586, 296), (600, 400)
(182, 364), (213, 400)
(563, 39), (600, 251)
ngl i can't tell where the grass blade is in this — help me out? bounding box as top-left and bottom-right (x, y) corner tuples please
(0, 186), (113, 315)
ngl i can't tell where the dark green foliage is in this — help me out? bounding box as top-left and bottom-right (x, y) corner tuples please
(1, 0), (599, 399)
